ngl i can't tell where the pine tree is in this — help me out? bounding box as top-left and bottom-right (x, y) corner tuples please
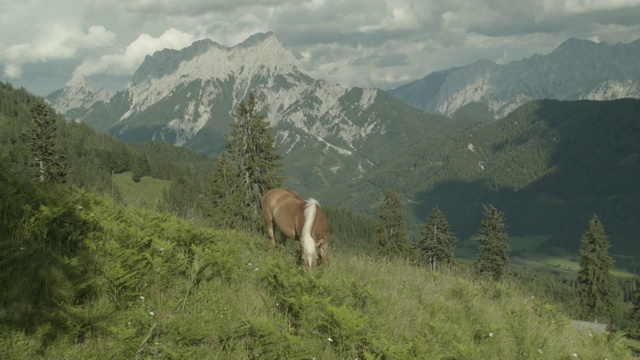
(576, 214), (622, 321)
(22, 102), (68, 183)
(211, 93), (283, 231)
(474, 204), (510, 281)
(627, 280), (640, 339)
(417, 206), (457, 270)
(373, 189), (410, 259)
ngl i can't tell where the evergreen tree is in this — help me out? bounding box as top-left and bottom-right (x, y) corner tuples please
(373, 189), (410, 259)
(21, 102), (68, 183)
(474, 204), (510, 281)
(417, 206), (457, 270)
(576, 214), (622, 321)
(627, 280), (640, 339)
(209, 152), (244, 228)
(211, 93), (283, 231)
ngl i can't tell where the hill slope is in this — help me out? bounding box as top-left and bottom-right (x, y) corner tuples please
(326, 99), (640, 253)
(0, 170), (632, 358)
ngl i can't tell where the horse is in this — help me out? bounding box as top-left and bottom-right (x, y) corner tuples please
(261, 188), (329, 268)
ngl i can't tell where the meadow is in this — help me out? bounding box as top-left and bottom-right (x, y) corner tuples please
(1, 184), (635, 359)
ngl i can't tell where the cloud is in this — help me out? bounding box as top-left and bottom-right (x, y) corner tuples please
(2, 25), (115, 79)
(73, 28), (199, 78)
(3, 0), (640, 94)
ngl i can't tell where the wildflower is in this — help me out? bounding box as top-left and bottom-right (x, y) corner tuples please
(572, 353), (578, 357)
(149, 311), (155, 316)
(248, 262), (252, 266)
(489, 332), (494, 337)
(159, 247), (165, 251)
(254, 268), (259, 271)
(128, 321), (132, 325)
(327, 338), (333, 342)
(140, 296), (145, 300)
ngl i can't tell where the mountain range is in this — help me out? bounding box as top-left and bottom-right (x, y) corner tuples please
(46, 33), (640, 252)
(389, 37), (640, 119)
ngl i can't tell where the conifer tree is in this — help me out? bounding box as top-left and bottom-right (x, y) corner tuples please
(22, 102), (68, 183)
(474, 204), (510, 281)
(418, 206), (457, 270)
(211, 93), (283, 231)
(627, 280), (640, 339)
(576, 214), (622, 321)
(373, 189), (410, 259)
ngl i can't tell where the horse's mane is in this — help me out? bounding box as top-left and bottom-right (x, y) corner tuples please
(301, 199), (320, 267)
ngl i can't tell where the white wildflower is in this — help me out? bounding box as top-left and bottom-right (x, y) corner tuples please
(140, 296), (144, 300)
(572, 353), (578, 357)
(538, 349), (543, 354)
(248, 262), (252, 266)
(489, 332), (493, 337)
(149, 311), (155, 316)
(327, 337), (333, 342)
(254, 268), (259, 271)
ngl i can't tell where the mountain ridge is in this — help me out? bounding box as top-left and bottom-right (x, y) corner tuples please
(389, 37), (640, 118)
(47, 32), (446, 195)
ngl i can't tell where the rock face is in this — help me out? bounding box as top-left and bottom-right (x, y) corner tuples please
(388, 38), (640, 118)
(46, 32), (444, 193)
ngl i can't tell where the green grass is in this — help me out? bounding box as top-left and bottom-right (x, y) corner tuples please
(1, 191), (636, 359)
(112, 171), (171, 206)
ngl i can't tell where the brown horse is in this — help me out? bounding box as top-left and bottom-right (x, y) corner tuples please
(261, 188), (329, 268)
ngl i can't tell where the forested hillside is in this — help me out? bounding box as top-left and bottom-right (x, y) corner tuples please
(0, 82), (217, 217)
(326, 99), (640, 254)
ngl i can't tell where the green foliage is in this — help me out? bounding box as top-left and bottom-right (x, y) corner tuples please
(577, 214), (623, 322)
(0, 82), (217, 218)
(324, 207), (377, 251)
(373, 189), (410, 259)
(210, 92), (284, 232)
(627, 281), (640, 339)
(21, 102), (69, 183)
(0, 167), (634, 358)
(417, 206), (458, 269)
(474, 204), (511, 281)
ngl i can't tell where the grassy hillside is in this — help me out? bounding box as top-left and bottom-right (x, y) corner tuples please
(0, 178), (634, 358)
(112, 171), (171, 207)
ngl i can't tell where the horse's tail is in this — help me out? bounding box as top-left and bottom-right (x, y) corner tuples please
(302, 199), (319, 267)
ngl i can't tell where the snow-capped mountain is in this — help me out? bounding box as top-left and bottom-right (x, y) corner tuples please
(389, 38), (640, 118)
(47, 32), (443, 193)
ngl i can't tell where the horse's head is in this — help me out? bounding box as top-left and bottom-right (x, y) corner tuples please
(303, 249), (318, 269)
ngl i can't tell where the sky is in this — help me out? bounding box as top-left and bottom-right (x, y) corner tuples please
(2, 0), (640, 96)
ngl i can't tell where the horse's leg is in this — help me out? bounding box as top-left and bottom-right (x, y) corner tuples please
(264, 215), (276, 247)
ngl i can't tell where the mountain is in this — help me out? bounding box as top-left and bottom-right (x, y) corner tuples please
(46, 34), (640, 254)
(388, 38), (640, 118)
(47, 32), (446, 195)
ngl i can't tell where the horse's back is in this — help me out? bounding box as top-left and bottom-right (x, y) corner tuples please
(262, 188), (303, 210)
(262, 188), (305, 237)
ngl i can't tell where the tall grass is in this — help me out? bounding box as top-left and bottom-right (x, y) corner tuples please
(0, 187), (635, 359)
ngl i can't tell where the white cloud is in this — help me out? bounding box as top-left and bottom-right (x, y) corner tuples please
(73, 28), (199, 78)
(2, 0), (640, 93)
(2, 25), (115, 79)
